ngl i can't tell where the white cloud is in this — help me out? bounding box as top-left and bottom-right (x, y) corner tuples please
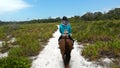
(0, 0), (31, 14)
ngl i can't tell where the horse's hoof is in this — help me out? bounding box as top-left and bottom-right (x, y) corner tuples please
(72, 47), (74, 49)
(65, 64), (69, 68)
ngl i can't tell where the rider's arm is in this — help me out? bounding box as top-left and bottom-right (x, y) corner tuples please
(59, 24), (62, 34)
(69, 24), (72, 34)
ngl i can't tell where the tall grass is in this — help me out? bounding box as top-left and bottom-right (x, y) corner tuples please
(0, 23), (58, 67)
(72, 20), (120, 43)
(72, 20), (120, 62)
(82, 40), (120, 60)
(0, 57), (31, 68)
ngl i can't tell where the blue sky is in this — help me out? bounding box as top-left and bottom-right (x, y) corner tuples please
(0, 0), (120, 21)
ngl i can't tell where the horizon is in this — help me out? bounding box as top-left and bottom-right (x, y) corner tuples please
(0, 0), (120, 21)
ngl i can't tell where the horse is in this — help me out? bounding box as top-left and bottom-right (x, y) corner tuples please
(59, 33), (73, 68)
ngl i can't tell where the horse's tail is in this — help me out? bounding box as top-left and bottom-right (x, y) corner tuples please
(66, 39), (73, 51)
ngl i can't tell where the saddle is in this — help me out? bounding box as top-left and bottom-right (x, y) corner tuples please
(59, 30), (74, 42)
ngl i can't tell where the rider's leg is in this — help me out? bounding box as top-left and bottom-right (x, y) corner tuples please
(68, 35), (74, 49)
(58, 35), (62, 49)
(58, 35), (62, 41)
(68, 35), (74, 43)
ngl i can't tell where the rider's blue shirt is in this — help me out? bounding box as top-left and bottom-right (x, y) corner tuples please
(59, 23), (72, 35)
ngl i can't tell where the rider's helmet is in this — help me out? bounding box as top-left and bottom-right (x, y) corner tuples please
(62, 16), (69, 25)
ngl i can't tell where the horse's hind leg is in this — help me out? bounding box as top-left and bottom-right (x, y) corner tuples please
(66, 51), (71, 65)
(61, 46), (65, 61)
(64, 52), (70, 68)
(59, 39), (65, 61)
(65, 64), (69, 68)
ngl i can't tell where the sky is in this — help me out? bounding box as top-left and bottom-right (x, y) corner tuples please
(0, 0), (120, 21)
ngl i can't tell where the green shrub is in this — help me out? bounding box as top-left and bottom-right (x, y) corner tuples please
(0, 57), (31, 68)
(72, 20), (120, 63)
(82, 39), (120, 60)
(0, 23), (58, 67)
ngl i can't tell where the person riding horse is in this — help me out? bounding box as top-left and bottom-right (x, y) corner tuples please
(58, 16), (74, 68)
(58, 16), (74, 44)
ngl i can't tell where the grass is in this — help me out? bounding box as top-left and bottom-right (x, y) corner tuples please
(72, 20), (120, 67)
(0, 57), (31, 68)
(0, 22), (58, 67)
(82, 40), (120, 60)
(72, 20), (120, 43)
(0, 20), (120, 67)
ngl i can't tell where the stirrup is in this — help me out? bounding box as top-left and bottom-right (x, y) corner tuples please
(73, 40), (74, 43)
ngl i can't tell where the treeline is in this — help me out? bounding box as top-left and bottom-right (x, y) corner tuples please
(75, 8), (120, 21)
(0, 17), (61, 24)
(30, 17), (61, 23)
(0, 8), (120, 24)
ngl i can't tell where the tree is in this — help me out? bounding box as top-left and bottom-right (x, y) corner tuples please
(93, 12), (103, 20)
(105, 8), (120, 20)
(81, 12), (94, 21)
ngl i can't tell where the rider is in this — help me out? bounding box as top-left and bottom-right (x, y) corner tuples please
(58, 16), (74, 44)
